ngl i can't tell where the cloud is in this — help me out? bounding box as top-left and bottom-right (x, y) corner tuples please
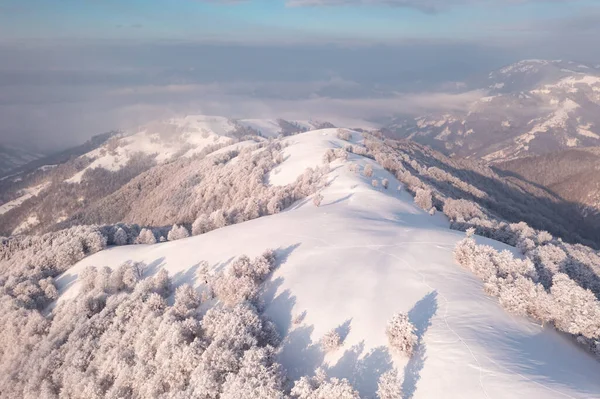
(286, 0), (577, 13)
(0, 39), (538, 152)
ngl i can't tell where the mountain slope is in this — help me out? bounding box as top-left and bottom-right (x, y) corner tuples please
(385, 60), (600, 162)
(496, 147), (600, 212)
(55, 130), (600, 398)
(0, 116), (326, 236)
(0, 144), (45, 177)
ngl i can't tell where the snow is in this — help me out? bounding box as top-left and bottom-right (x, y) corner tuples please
(490, 83), (505, 90)
(37, 165), (57, 172)
(55, 129), (600, 398)
(545, 75), (600, 93)
(435, 126), (452, 140)
(479, 96), (496, 103)
(62, 116), (332, 185)
(12, 214), (39, 235)
(238, 119), (285, 137)
(566, 137), (579, 147)
(65, 116), (238, 183)
(577, 125), (600, 139)
(0, 183), (48, 215)
(515, 99), (580, 150)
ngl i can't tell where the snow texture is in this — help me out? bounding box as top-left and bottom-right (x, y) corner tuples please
(56, 129), (600, 398)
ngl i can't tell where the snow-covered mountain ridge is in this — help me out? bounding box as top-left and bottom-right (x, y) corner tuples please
(2, 128), (600, 398)
(0, 117), (332, 235)
(385, 60), (600, 162)
(51, 129), (600, 398)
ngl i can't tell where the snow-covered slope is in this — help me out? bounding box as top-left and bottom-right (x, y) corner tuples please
(56, 129), (600, 398)
(65, 116), (325, 184)
(386, 60), (600, 162)
(0, 182), (48, 216)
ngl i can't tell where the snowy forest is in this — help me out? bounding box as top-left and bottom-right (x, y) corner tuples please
(1, 128), (599, 398)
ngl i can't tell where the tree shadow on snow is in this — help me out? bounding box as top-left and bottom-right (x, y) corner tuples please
(335, 319), (353, 343)
(213, 256), (235, 274)
(143, 256), (166, 278)
(326, 193), (354, 206)
(171, 263), (201, 288)
(279, 324), (325, 383)
(274, 243), (302, 268)
(403, 291), (438, 399)
(328, 341), (395, 398)
(260, 243), (302, 334)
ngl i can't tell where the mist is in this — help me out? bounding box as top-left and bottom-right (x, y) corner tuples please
(0, 40), (512, 152)
(1, 34), (599, 153)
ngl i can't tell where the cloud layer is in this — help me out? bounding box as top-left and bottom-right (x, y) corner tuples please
(285, 0), (576, 12)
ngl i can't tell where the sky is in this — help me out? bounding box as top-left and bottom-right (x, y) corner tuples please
(0, 0), (599, 151)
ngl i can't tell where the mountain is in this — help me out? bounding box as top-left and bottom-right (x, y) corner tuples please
(0, 144), (45, 177)
(384, 60), (600, 162)
(2, 127), (600, 398)
(0, 116), (331, 236)
(496, 147), (600, 212)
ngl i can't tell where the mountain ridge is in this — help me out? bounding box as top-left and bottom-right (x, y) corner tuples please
(384, 59), (600, 162)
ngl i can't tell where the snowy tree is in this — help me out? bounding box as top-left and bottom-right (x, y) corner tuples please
(372, 179), (379, 188)
(291, 369), (360, 399)
(172, 284), (201, 318)
(382, 178), (389, 189)
(167, 224), (190, 241)
(363, 164), (374, 178)
(136, 228), (156, 245)
(113, 227), (128, 246)
(377, 369), (403, 399)
(337, 129), (352, 141)
(550, 273), (600, 338)
(244, 198), (262, 221)
(414, 188), (433, 211)
(321, 329), (342, 352)
(313, 193), (324, 207)
(323, 149), (335, 164)
(192, 213), (213, 235)
(220, 347), (286, 399)
(386, 313), (417, 356)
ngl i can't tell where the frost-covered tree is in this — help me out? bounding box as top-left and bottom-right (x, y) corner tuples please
(167, 224), (190, 241)
(551, 273), (600, 338)
(136, 228), (157, 244)
(363, 164), (374, 178)
(220, 346), (287, 399)
(386, 313), (417, 356)
(192, 213), (213, 235)
(337, 129), (352, 141)
(313, 193), (324, 207)
(212, 251), (277, 307)
(113, 226), (128, 246)
(382, 179), (389, 190)
(377, 368), (403, 399)
(291, 368), (360, 399)
(323, 149), (336, 164)
(321, 329), (342, 352)
(372, 179), (379, 188)
(414, 188), (432, 211)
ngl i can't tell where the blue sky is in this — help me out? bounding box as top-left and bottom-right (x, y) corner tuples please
(0, 0), (597, 43)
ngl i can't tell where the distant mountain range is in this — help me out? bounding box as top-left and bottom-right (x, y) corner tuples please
(0, 145), (45, 177)
(384, 60), (600, 162)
